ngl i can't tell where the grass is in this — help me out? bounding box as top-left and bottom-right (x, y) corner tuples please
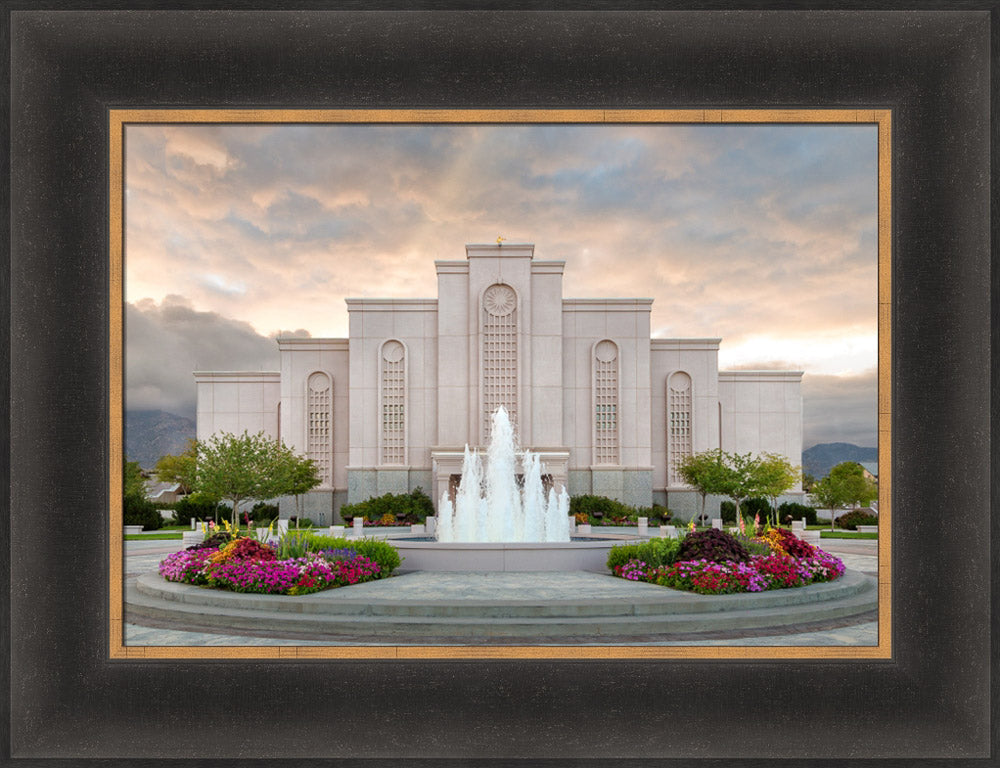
(125, 532), (183, 541)
(819, 530), (878, 539)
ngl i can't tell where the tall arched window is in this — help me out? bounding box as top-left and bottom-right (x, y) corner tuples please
(306, 371), (333, 487)
(482, 283), (518, 440)
(667, 371), (693, 486)
(380, 340), (406, 465)
(593, 339), (620, 465)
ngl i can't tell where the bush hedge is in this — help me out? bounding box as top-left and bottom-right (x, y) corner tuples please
(123, 494), (163, 530)
(339, 488), (435, 524)
(569, 494), (636, 523)
(172, 493), (220, 526)
(834, 509), (878, 530)
(778, 502), (818, 526)
(250, 502), (280, 524)
(634, 503), (672, 524)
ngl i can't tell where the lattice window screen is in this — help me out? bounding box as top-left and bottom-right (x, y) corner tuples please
(482, 284), (518, 440)
(593, 340), (619, 465)
(307, 372), (332, 486)
(380, 340), (406, 465)
(667, 371), (693, 485)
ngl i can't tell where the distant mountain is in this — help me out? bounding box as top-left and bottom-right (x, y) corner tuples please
(126, 410), (196, 469)
(802, 442), (878, 480)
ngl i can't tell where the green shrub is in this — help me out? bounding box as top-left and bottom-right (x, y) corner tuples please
(123, 494), (163, 530)
(635, 504), (672, 524)
(606, 537), (682, 571)
(172, 493), (220, 526)
(677, 529), (750, 563)
(287, 516), (314, 528)
(778, 502), (818, 526)
(339, 487), (435, 524)
(720, 500), (736, 523)
(250, 502), (280, 524)
(569, 495), (635, 523)
(834, 509), (878, 530)
(721, 497), (773, 524)
(306, 535), (402, 577)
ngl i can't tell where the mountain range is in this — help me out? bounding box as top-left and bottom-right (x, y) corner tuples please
(802, 442), (878, 480)
(126, 410), (196, 469)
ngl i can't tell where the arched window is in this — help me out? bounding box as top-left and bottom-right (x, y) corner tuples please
(306, 371), (332, 487)
(482, 283), (518, 440)
(667, 371), (693, 486)
(380, 340), (406, 465)
(593, 339), (620, 465)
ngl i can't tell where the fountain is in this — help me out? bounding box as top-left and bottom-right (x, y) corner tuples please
(435, 407), (570, 543)
(387, 406), (639, 572)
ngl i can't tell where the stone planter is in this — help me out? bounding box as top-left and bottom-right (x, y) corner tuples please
(577, 524), (592, 534)
(637, 517), (648, 536)
(328, 525), (346, 537)
(855, 525), (879, 534)
(410, 524), (426, 535)
(124, 525), (143, 535)
(181, 531), (203, 546)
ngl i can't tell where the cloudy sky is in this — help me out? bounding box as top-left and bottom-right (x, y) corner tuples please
(125, 122), (878, 449)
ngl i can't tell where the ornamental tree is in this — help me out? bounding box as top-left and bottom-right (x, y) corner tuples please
(755, 453), (801, 526)
(282, 452), (322, 525)
(811, 474), (850, 531)
(714, 451), (763, 523)
(154, 438), (199, 495)
(829, 461), (878, 506)
(194, 431), (297, 527)
(124, 459), (147, 500)
(675, 449), (730, 525)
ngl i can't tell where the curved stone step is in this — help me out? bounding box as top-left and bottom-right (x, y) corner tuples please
(126, 570), (877, 640)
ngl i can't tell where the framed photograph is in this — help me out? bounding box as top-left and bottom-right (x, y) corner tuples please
(7, 6), (993, 763)
(112, 109), (889, 662)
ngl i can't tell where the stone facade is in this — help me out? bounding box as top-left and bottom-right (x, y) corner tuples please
(195, 243), (803, 524)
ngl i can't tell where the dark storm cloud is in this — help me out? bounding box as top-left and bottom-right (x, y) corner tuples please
(125, 296), (279, 419)
(801, 370), (878, 448)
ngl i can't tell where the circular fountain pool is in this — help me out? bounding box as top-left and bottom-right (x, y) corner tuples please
(388, 533), (640, 573)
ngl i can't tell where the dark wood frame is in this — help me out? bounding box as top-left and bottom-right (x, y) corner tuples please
(5, 5), (994, 763)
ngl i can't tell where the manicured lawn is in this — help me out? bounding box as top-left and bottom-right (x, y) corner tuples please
(125, 532), (183, 541)
(819, 531), (877, 539)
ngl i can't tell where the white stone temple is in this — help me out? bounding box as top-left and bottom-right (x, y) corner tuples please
(195, 243), (803, 524)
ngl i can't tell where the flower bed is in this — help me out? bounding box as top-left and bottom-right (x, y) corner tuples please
(159, 537), (388, 596)
(609, 526), (845, 595)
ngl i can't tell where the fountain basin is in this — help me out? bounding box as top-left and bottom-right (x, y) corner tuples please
(389, 534), (639, 573)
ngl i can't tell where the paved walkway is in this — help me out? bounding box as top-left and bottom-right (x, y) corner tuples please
(123, 535), (879, 647)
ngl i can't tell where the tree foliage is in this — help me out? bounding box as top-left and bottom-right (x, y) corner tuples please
(713, 451), (763, 521)
(675, 449), (729, 523)
(153, 439), (199, 494)
(755, 453), (801, 525)
(124, 460), (147, 499)
(194, 431), (299, 526)
(812, 462), (876, 530)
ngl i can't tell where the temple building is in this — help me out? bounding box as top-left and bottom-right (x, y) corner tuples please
(195, 243), (803, 523)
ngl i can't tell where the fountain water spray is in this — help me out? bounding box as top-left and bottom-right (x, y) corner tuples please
(436, 406), (570, 543)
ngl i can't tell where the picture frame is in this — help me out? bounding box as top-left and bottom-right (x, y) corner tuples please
(6, 6), (993, 763)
